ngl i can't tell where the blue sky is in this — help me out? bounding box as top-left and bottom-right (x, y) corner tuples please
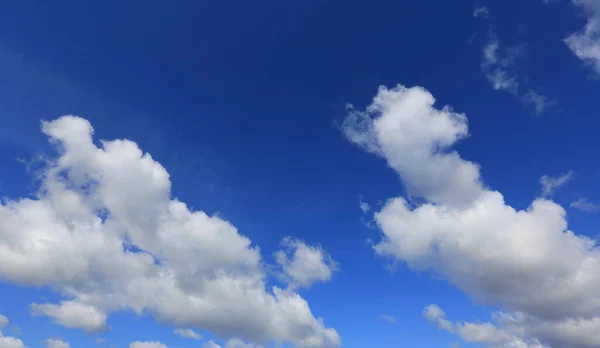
(1, 1), (600, 347)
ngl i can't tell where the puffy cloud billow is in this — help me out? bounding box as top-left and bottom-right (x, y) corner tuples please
(0, 116), (340, 348)
(343, 84), (600, 347)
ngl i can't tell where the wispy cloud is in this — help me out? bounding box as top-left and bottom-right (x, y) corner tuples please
(481, 36), (521, 95)
(522, 89), (556, 115)
(475, 7), (555, 114)
(377, 314), (397, 324)
(473, 6), (490, 18)
(570, 197), (600, 212)
(173, 328), (202, 340)
(540, 170), (573, 196)
(564, 0), (600, 75)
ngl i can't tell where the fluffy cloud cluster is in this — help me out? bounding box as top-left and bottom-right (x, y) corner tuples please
(0, 116), (339, 348)
(343, 84), (600, 347)
(274, 237), (339, 290)
(0, 314), (25, 348)
(565, 0), (600, 74)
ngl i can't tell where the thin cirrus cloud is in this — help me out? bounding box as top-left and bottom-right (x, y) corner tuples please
(342, 84), (600, 347)
(0, 116), (340, 348)
(481, 34), (522, 95)
(540, 170), (573, 197)
(377, 314), (397, 324)
(570, 197), (600, 212)
(475, 7), (555, 115)
(564, 0), (600, 74)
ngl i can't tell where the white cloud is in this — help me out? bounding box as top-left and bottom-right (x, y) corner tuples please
(570, 197), (600, 212)
(343, 85), (482, 207)
(31, 301), (109, 332)
(0, 314), (25, 348)
(203, 342), (222, 348)
(473, 6), (490, 18)
(476, 17), (554, 114)
(0, 336), (26, 348)
(274, 237), (339, 290)
(377, 314), (397, 324)
(0, 116), (339, 348)
(540, 170), (573, 196)
(522, 90), (556, 115)
(565, 0), (600, 74)
(359, 201), (371, 214)
(45, 339), (70, 348)
(343, 84), (600, 347)
(481, 36), (521, 95)
(130, 342), (167, 348)
(225, 338), (262, 348)
(173, 328), (202, 340)
(423, 305), (540, 347)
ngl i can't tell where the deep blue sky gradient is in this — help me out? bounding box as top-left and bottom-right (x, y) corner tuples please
(1, 1), (599, 347)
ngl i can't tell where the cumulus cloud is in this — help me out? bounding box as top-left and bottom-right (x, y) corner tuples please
(31, 301), (109, 332)
(274, 237), (339, 290)
(565, 0), (600, 74)
(570, 197), (600, 212)
(173, 328), (202, 340)
(343, 84), (600, 347)
(540, 170), (573, 197)
(45, 339), (70, 348)
(130, 342), (167, 348)
(0, 116), (339, 348)
(0, 314), (25, 348)
(0, 336), (26, 348)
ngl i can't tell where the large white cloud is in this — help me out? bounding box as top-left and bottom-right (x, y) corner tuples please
(343, 84), (600, 347)
(565, 0), (600, 74)
(0, 116), (339, 348)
